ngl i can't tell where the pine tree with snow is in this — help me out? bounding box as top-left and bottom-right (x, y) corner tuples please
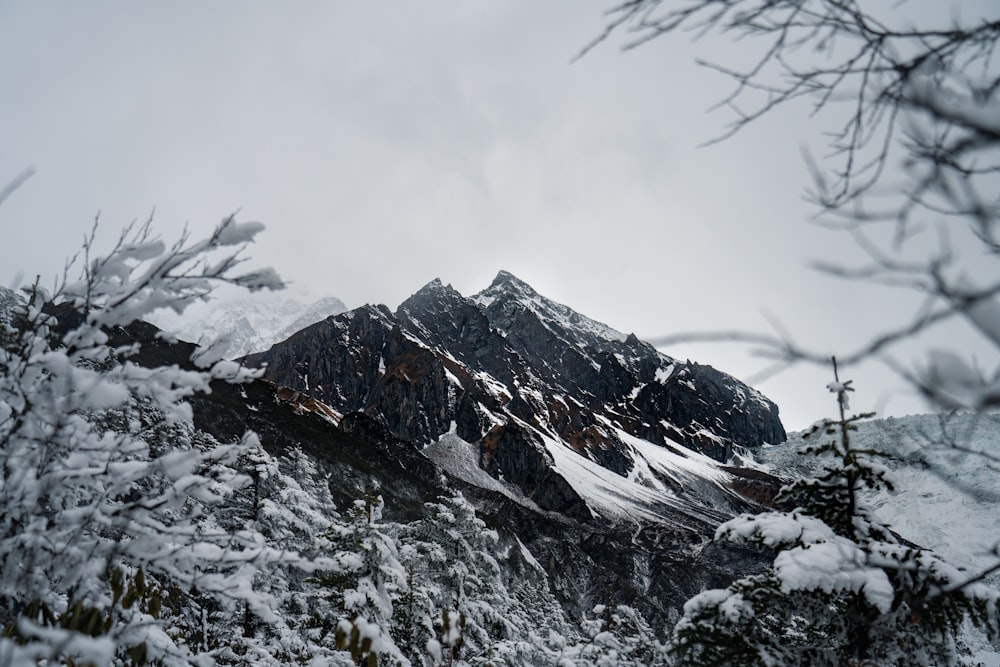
(389, 560), (437, 665)
(196, 438), (350, 665)
(562, 601), (668, 667)
(309, 490), (409, 665)
(410, 493), (516, 665)
(401, 492), (569, 667)
(671, 359), (1000, 666)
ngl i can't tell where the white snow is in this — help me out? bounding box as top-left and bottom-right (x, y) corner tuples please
(473, 371), (510, 400)
(423, 433), (547, 514)
(654, 364), (675, 383)
(538, 427), (733, 524)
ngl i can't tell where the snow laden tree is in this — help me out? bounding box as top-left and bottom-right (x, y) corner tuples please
(401, 492), (563, 667)
(556, 602), (668, 667)
(199, 438), (345, 664)
(408, 493), (501, 665)
(305, 490), (572, 667)
(671, 361), (1000, 666)
(407, 493), (521, 664)
(0, 216), (323, 665)
(308, 490), (409, 666)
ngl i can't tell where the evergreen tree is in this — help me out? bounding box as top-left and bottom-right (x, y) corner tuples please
(209, 439), (346, 664)
(402, 493), (570, 667)
(671, 360), (1000, 666)
(310, 490), (409, 665)
(562, 602), (668, 667)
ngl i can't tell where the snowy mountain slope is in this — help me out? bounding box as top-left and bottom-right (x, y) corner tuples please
(755, 412), (1000, 664)
(426, 419), (742, 530)
(756, 412), (1000, 576)
(151, 292), (347, 358)
(529, 427), (737, 527)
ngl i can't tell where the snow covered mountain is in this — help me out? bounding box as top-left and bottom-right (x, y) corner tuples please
(237, 269), (792, 625)
(757, 412), (1000, 577)
(151, 292), (347, 359)
(245, 271), (786, 527)
(755, 412), (1000, 664)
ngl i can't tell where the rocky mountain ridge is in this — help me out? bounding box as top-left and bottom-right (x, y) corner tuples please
(245, 271), (786, 525)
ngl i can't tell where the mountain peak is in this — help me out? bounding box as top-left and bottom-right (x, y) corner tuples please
(406, 277), (462, 301)
(396, 278), (469, 325)
(488, 270), (537, 296)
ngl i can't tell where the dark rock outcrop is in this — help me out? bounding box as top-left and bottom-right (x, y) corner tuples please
(248, 273), (784, 464)
(480, 423), (593, 522)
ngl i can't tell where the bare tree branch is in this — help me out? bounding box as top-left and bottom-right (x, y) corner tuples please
(0, 167), (36, 208)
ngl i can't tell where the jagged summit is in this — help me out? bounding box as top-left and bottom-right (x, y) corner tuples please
(397, 279), (475, 337)
(400, 277), (461, 305)
(474, 271), (626, 352)
(486, 269), (537, 295)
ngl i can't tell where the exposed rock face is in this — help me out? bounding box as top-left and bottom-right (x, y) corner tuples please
(250, 304), (395, 409)
(247, 276), (784, 448)
(480, 423), (593, 522)
(472, 272), (785, 456)
(245, 271), (786, 531)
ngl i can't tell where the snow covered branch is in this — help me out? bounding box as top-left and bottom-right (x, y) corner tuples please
(0, 217), (297, 665)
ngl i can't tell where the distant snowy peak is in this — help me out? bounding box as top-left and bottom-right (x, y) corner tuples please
(274, 296), (348, 343)
(152, 293), (347, 359)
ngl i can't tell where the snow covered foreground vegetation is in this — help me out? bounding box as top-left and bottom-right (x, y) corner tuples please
(676, 370), (1000, 666)
(1, 220), (998, 666)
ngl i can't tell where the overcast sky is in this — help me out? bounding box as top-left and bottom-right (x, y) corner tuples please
(1, 1), (994, 431)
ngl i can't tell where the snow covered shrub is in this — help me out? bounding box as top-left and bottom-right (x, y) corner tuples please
(561, 602), (668, 667)
(308, 491), (410, 665)
(400, 493), (572, 667)
(0, 217), (306, 665)
(671, 361), (1000, 666)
